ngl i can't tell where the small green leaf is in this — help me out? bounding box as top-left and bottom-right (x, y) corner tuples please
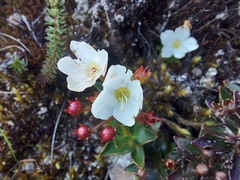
(203, 124), (231, 139)
(219, 86), (232, 101)
(224, 81), (240, 92)
(101, 140), (134, 156)
(131, 146), (145, 167)
(224, 116), (239, 133)
(116, 124), (131, 136)
(125, 163), (138, 173)
(94, 81), (103, 92)
(191, 133), (233, 152)
(203, 122), (238, 139)
(174, 137), (202, 156)
(151, 122), (162, 133)
(114, 135), (132, 147)
(153, 131), (170, 157)
(134, 127), (157, 145)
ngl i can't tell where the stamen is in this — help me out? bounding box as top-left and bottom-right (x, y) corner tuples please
(115, 87), (131, 112)
(173, 40), (181, 49)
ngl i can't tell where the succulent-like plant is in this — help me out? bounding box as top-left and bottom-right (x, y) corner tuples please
(9, 57), (28, 74)
(39, 0), (67, 83)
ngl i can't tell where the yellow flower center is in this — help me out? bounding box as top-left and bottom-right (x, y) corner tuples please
(173, 40), (181, 49)
(86, 62), (99, 79)
(115, 87), (131, 112)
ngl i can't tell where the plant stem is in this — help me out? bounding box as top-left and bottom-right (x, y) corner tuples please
(91, 118), (112, 133)
(50, 90), (70, 174)
(0, 128), (18, 162)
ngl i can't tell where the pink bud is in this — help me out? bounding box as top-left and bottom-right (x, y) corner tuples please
(71, 124), (91, 140)
(64, 98), (82, 116)
(99, 126), (116, 143)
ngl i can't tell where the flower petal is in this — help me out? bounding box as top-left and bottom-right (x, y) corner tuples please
(175, 25), (190, 41)
(97, 49), (108, 76)
(103, 65), (132, 88)
(127, 80), (143, 109)
(91, 89), (117, 119)
(113, 99), (139, 126)
(70, 41), (97, 61)
(181, 37), (199, 52)
(57, 56), (85, 80)
(67, 76), (94, 92)
(161, 46), (174, 58)
(173, 48), (186, 59)
(160, 30), (176, 46)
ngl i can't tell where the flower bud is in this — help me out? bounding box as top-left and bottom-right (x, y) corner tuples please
(165, 159), (176, 170)
(136, 111), (161, 125)
(215, 171), (227, 180)
(196, 164), (209, 176)
(99, 126), (116, 143)
(64, 98), (82, 116)
(202, 147), (214, 158)
(133, 65), (152, 84)
(71, 124), (91, 140)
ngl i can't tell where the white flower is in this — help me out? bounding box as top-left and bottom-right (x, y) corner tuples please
(160, 25), (199, 59)
(91, 65), (143, 127)
(57, 41), (108, 92)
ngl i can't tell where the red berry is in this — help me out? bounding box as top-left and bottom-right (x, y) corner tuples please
(64, 98), (82, 116)
(99, 126), (116, 143)
(71, 124), (91, 140)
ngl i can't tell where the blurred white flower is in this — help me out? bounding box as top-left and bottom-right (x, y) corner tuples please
(91, 65), (143, 127)
(57, 41), (108, 92)
(160, 25), (199, 59)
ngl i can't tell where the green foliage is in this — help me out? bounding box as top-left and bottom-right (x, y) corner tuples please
(39, 0), (67, 83)
(101, 121), (160, 168)
(123, 82), (240, 179)
(9, 58), (28, 74)
(165, 82), (240, 179)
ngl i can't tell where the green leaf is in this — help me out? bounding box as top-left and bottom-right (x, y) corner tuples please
(224, 81), (240, 92)
(174, 137), (202, 157)
(94, 81), (103, 92)
(219, 86), (232, 101)
(151, 122), (162, 133)
(203, 124), (231, 139)
(116, 124), (131, 135)
(134, 127), (157, 145)
(224, 116), (239, 133)
(101, 140), (134, 156)
(191, 133), (233, 152)
(132, 121), (144, 134)
(131, 146), (145, 167)
(153, 131), (170, 157)
(125, 163), (138, 173)
(114, 135), (132, 147)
